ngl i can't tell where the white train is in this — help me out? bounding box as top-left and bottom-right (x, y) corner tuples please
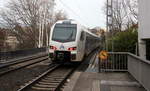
(48, 20), (101, 63)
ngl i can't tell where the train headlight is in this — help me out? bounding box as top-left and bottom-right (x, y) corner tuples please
(68, 47), (76, 51)
(50, 46), (57, 50)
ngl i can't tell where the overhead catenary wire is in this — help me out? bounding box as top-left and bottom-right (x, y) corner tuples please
(58, 0), (89, 26)
(72, 0), (91, 20)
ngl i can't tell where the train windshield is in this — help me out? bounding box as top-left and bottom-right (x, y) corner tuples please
(52, 24), (77, 42)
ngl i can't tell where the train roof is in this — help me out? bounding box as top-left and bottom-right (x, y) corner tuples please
(55, 19), (78, 25)
(84, 29), (100, 38)
(55, 20), (100, 38)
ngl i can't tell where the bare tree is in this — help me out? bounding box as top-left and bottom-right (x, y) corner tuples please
(0, 0), (67, 49)
(112, 0), (128, 31)
(106, 0), (138, 32)
(37, 0), (55, 47)
(125, 0), (138, 22)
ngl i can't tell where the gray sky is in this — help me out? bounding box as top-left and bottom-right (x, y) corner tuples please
(0, 0), (106, 28)
(56, 0), (106, 28)
(0, 0), (7, 8)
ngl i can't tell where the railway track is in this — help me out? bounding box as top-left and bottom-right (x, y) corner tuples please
(0, 53), (49, 76)
(18, 64), (77, 91)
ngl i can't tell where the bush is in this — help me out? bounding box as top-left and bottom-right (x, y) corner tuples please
(107, 28), (138, 54)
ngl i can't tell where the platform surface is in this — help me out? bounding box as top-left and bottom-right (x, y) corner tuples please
(63, 50), (146, 91)
(63, 72), (146, 91)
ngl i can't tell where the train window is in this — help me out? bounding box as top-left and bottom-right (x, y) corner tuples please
(80, 31), (84, 41)
(52, 24), (77, 42)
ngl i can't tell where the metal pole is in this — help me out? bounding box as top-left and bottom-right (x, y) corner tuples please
(106, 0), (108, 51)
(106, 0), (113, 51)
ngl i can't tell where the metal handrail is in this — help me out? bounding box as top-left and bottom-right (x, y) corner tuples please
(128, 53), (150, 64)
(99, 52), (150, 91)
(99, 52), (128, 72)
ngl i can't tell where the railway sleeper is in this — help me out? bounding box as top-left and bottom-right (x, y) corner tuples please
(38, 82), (59, 85)
(47, 74), (65, 78)
(41, 79), (62, 83)
(42, 78), (63, 82)
(43, 77), (64, 80)
(32, 86), (56, 91)
(34, 83), (58, 88)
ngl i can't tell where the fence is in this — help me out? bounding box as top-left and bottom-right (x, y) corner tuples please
(99, 52), (128, 72)
(99, 52), (150, 91)
(0, 47), (47, 62)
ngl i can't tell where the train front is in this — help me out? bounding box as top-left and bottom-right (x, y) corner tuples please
(49, 21), (78, 63)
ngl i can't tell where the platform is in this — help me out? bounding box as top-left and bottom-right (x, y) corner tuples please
(63, 51), (146, 91)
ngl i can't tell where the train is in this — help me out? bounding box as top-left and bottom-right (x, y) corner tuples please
(48, 20), (101, 63)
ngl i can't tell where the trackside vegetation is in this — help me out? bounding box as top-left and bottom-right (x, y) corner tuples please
(107, 25), (138, 54)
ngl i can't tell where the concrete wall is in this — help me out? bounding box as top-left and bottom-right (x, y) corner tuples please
(138, 0), (150, 59)
(0, 47), (47, 61)
(139, 0), (150, 39)
(128, 53), (150, 91)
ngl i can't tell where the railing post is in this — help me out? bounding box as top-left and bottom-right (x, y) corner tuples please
(98, 57), (101, 73)
(99, 52), (128, 72)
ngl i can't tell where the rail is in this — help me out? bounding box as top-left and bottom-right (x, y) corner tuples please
(18, 64), (77, 91)
(0, 53), (48, 76)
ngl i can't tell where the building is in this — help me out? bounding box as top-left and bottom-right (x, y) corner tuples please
(0, 30), (5, 51)
(0, 28), (9, 51)
(139, 0), (150, 60)
(0, 28), (19, 51)
(5, 36), (19, 51)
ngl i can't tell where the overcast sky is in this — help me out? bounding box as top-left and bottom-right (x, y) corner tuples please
(0, 0), (106, 28)
(56, 0), (106, 28)
(0, 0), (7, 8)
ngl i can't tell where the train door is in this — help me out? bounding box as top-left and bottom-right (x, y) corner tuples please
(78, 31), (86, 60)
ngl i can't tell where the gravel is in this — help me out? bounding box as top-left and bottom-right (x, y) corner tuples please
(0, 60), (51, 91)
